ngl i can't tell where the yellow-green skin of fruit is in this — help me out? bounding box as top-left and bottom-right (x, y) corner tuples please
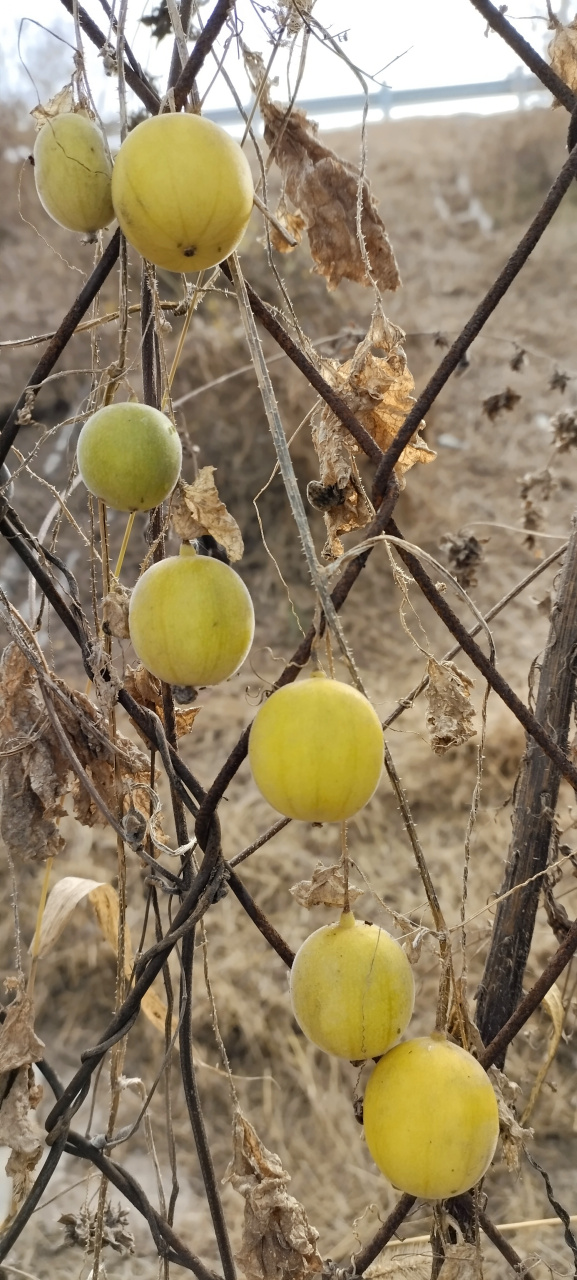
(363, 1035), (499, 1200)
(248, 673), (383, 822)
(111, 114), (254, 273)
(77, 402), (182, 512)
(290, 911), (415, 1060)
(33, 113), (114, 234)
(128, 544), (254, 687)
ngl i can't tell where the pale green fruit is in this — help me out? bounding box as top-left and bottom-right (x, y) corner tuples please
(128, 544), (254, 686)
(111, 113), (254, 273)
(248, 673), (383, 822)
(363, 1035), (500, 1200)
(290, 911), (415, 1060)
(77, 402), (182, 511)
(33, 112), (114, 234)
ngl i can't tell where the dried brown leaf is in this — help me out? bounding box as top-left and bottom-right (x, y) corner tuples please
(482, 388), (521, 420)
(551, 409), (577, 451)
(0, 643), (151, 854)
(366, 1249), (432, 1279)
(549, 19), (577, 99)
(260, 96), (400, 292)
(124, 664), (200, 740)
(30, 83), (76, 130)
(268, 203), (306, 254)
(438, 1244), (483, 1279)
(0, 644), (67, 861)
(489, 1066), (532, 1173)
(426, 657), (476, 754)
(289, 862), (363, 910)
(170, 469), (243, 562)
(439, 532), (487, 591)
(31, 875), (107, 959)
(0, 983), (44, 1072)
(0, 1065), (43, 1212)
(102, 582), (131, 640)
(312, 313), (433, 556)
(225, 1110), (322, 1280)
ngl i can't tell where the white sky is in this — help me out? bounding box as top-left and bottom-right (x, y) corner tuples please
(0, 1), (553, 129)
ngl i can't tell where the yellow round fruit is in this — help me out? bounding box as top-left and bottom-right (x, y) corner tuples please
(290, 911), (414, 1060)
(111, 114), (254, 273)
(77, 402), (182, 511)
(33, 112), (114, 234)
(248, 673), (383, 822)
(128, 544), (254, 686)
(363, 1035), (499, 1200)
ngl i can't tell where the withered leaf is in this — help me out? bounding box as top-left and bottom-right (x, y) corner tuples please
(259, 94), (400, 292)
(489, 1066), (532, 1173)
(268, 203), (306, 254)
(439, 532), (487, 591)
(0, 1067), (43, 1213)
(89, 883), (175, 1037)
(30, 875), (107, 959)
(170, 469), (244, 562)
(438, 1244), (483, 1279)
(60, 1201), (134, 1255)
(0, 643), (151, 856)
(225, 1110), (322, 1280)
(549, 368), (571, 393)
(0, 644), (67, 861)
(312, 313), (433, 557)
(482, 388), (521, 421)
(124, 665), (201, 739)
(365, 1249), (432, 1278)
(30, 83), (76, 130)
(551, 409), (577, 451)
(102, 582), (131, 640)
(548, 19), (577, 100)
(289, 863), (362, 910)
(425, 657), (476, 754)
(0, 984), (44, 1073)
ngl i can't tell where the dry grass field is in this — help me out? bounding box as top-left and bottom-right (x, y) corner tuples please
(2, 92), (577, 1278)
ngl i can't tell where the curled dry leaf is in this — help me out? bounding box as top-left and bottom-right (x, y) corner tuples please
(312, 312), (434, 557)
(267, 202), (306, 254)
(489, 1066), (532, 1173)
(482, 388), (521, 421)
(170, 469), (244, 562)
(124, 664), (201, 739)
(548, 18), (577, 100)
(425, 657), (476, 755)
(30, 83), (76, 130)
(365, 1248), (432, 1279)
(29, 875), (107, 959)
(225, 1110), (323, 1280)
(0, 981), (45, 1214)
(289, 862), (363, 910)
(551, 409), (577, 451)
(262, 100), (401, 292)
(102, 582), (131, 640)
(438, 1244), (483, 1279)
(0, 643), (151, 857)
(241, 48), (399, 293)
(520, 984), (565, 1127)
(439, 532), (487, 591)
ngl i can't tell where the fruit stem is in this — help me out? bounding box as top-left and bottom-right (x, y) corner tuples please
(163, 272), (206, 409)
(341, 820), (350, 914)
(114, 510), (136, 580)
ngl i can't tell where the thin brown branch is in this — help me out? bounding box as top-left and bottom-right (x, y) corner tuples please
(173, 0), (235, 110)
(468, 0), (576, 111)
(477, 517), (577, 1058)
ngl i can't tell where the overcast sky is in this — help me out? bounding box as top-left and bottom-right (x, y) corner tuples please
(0, 2), (553, 128)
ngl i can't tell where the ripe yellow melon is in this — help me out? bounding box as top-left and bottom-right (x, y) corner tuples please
(33, 112), (114, 234)
(290, 911), (414, 1059)
(111, 113), (254, 272)
(128, 544), (254, 686)
(248, 673), (383, 822)
(363, 1035), (500, 1200)
(77, 402), (182, 511)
